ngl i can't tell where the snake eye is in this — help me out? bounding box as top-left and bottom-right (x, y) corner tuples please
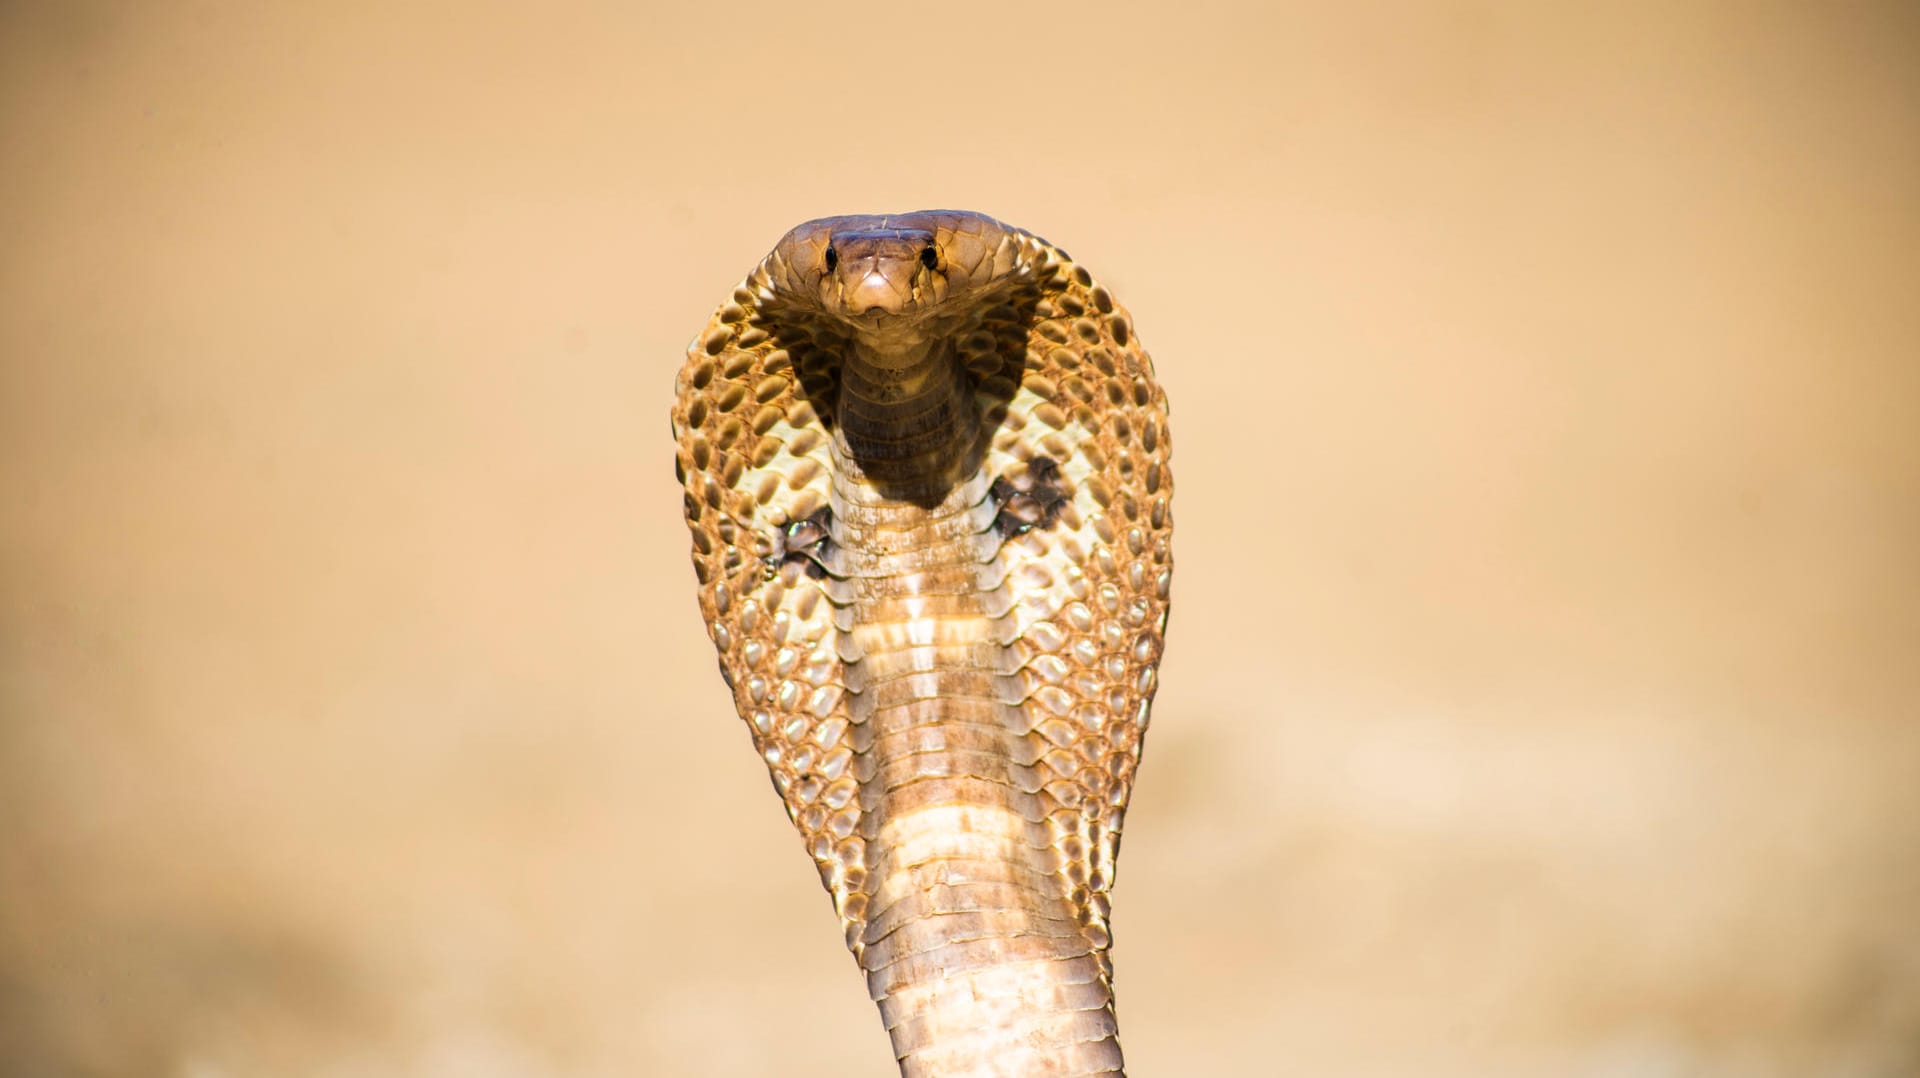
(919, 245), (939, 270)
(823, 246), (838, 272)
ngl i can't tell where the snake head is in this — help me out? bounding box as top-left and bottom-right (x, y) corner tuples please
(762, 211), (1035, 358)
(820, 227), (942, 318)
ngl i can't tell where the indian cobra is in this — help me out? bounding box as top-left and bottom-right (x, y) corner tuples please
(671, 210), (1172, 1077)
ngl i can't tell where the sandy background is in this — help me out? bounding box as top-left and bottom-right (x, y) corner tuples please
(3, 3), (1917, 1076)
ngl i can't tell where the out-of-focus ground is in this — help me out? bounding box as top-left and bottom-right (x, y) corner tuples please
(2, 3), (1917, 1076)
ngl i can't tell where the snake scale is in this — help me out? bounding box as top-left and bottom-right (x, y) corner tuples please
(671, 210), (1173, 1076)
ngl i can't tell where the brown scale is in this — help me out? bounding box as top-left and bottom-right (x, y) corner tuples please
(671, 211), (1171, 1077)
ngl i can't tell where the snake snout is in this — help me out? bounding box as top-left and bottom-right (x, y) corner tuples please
(845, 270), (910, 316)
(827, 229), (936, 318)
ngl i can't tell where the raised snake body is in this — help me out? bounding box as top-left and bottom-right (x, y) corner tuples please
(671, 211), (1172, 1076)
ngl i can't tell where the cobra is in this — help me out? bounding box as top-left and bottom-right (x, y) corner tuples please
(671, 210), (1173, 1077)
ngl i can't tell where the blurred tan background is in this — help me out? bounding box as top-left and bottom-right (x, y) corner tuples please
(3, 2), (1917, 1075)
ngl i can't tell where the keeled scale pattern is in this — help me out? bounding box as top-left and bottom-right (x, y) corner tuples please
(671, 214), (1171, 1072)
(978, 260), (1173, 953)
(669, 277), (870, 932)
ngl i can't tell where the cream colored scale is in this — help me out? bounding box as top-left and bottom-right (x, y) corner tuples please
(672, 210), (1172, 1077)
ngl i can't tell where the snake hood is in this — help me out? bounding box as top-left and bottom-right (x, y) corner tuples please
(673, 209), (1171, 1077)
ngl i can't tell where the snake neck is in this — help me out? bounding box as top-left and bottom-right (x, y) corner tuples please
(831, 341), (987, 508)
(825, 346), (1124, 1077)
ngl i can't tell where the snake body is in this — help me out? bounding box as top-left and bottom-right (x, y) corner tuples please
(671, 211), (1172, 1076)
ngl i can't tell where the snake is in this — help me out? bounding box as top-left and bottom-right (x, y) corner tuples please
(670, 210), (1173, 1077)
